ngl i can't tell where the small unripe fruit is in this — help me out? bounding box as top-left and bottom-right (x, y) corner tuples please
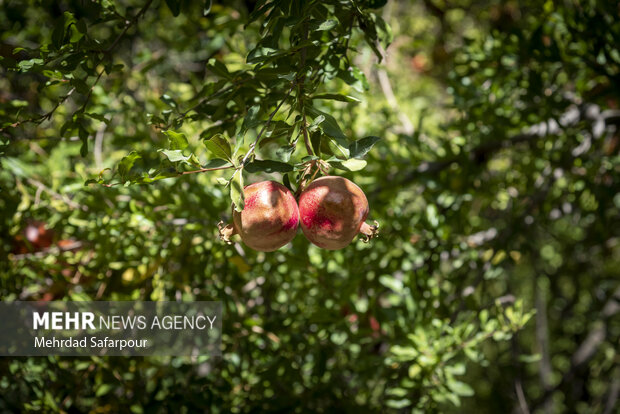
(298, 176), (378, 250)
(219, 181), (299, 251)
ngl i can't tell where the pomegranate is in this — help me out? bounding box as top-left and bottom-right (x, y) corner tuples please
(218, 180), (299, 251)
(298, 176), (378, 250)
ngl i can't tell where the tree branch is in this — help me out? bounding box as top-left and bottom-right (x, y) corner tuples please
(181, 165), (234, 175)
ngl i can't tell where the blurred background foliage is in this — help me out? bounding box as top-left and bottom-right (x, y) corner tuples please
(1, 0), (619, 413)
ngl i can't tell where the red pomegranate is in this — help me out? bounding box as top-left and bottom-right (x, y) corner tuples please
(298, 176), (378, 250)
(218, 180), (299, 251)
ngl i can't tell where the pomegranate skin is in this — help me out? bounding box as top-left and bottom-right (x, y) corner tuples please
(231, 181), (299, 251)
(299, 176), (371, 250)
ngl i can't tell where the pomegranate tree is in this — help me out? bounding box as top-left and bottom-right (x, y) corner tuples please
(298, 176), (378, 250)
(218, 181), (299, 251)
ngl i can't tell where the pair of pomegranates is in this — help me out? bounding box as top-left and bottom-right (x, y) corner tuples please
(219, 176), (379, 251)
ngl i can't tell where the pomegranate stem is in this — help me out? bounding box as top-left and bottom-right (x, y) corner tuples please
(217, 221), (237, 244)
(359, 220), (380, 243)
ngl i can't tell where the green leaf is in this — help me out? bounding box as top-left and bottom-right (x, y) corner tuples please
(203, 158), (232, 169)
(118, 151), (141, 180)
(449, 380), (475, 397)
(204, 134), (233, 162)
(277, 72), (296, 81)
(305, 106), (346, 140)
(130, 404), (143, 414)
(159, 149), (189, 163)
(104, 63), (124, 74)
(17, 58), (44, 72)
(379, 275), (404, 292)
(245, 160), (293, 173)
(375, 15), (393, 47)
(85, 113), (109, 124)
(426, 204), (439, 227)
(330, 158), (367, 171)
(165, 0), (181, 16)
(310, 19), (338, 31)
(390, 345), (418, 360)
(326, 138), (350, 159)
(408, 364), (422, 378)
(519, 354), (542, 363)
(187, 154), (202, 168)
(282, 173), (294, 192)
(160, 94), (178, 108)
(349, 136), (380, 159)
(241, 105), (261, 133)
(163, 130), (189, 150)
(95, 383), (114, 397)
(387, 388), (408, 398)
(139, 169), (179, 183)
(60, 120), (76, 137)
(311, 93), (361, 103)
(71, 78), (90, 95)
(338, 66), (370, 93)
(276, 145), (296, 162)
(310, 131), (322, 156)
(206, 59), (231, 79)
(247, 46), (279, 64)
(308, 115), (325, 131)
(231, 170), (244, 212)
(385, 399), (411, 409)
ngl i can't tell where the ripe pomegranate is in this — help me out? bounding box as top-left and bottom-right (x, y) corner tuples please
(218, 180), (299, 251)
(298, 176), (378, 250)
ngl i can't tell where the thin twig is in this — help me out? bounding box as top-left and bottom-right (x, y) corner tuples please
(342, 15), (355, 66)
(105, 0), (154, 54)
(181, 165), (234, 175)
(76, 68), (105, 115)
(301, 111), (313, 155)
(0, 88), (76, 131)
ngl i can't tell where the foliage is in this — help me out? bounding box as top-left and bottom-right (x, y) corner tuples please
(1, 0), (619, 413)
